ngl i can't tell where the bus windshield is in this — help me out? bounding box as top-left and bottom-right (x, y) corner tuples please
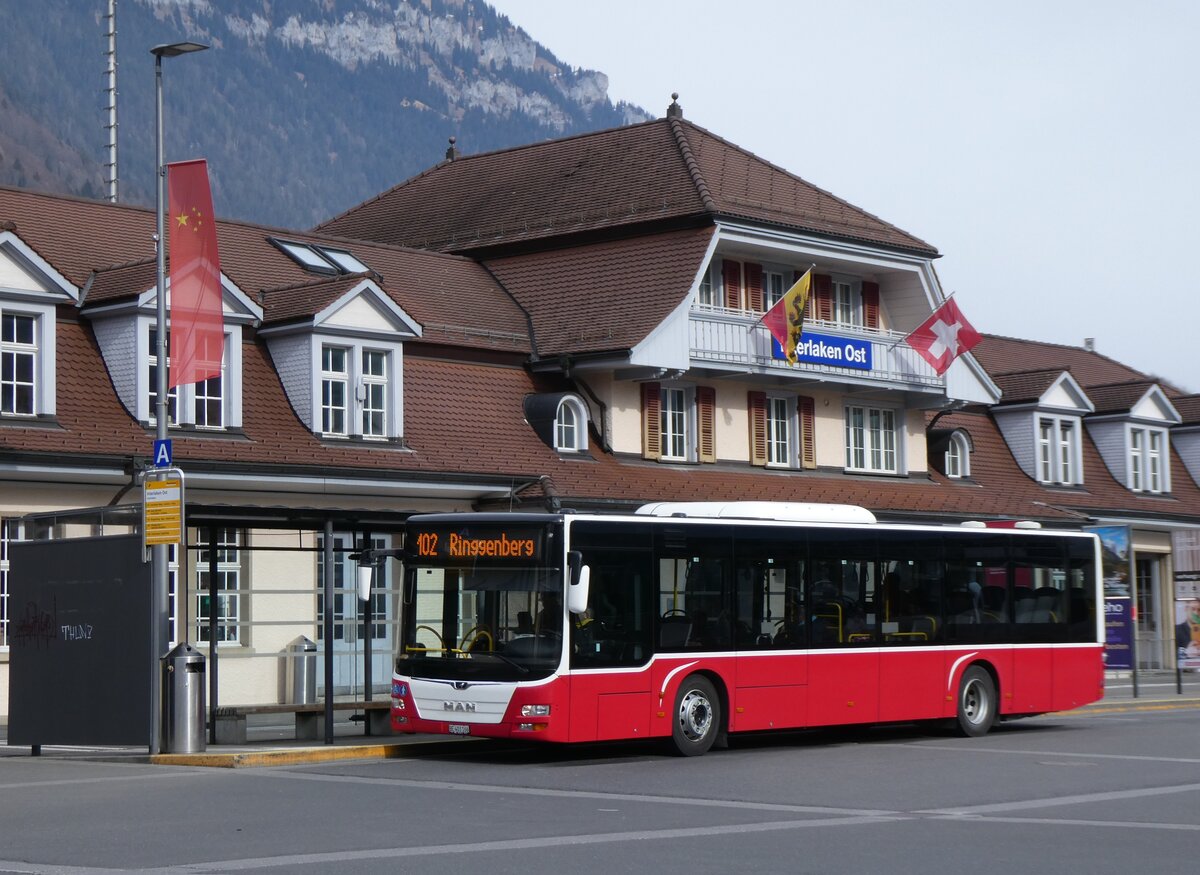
(397, 519), (564, 682)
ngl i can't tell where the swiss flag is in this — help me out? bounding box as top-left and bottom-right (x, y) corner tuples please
(905, 297), (981, 376)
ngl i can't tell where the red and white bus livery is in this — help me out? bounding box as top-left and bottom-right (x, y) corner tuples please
(390, 502), (1104, 755)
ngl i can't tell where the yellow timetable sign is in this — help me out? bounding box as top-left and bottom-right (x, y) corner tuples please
(144, 476), (183, 546)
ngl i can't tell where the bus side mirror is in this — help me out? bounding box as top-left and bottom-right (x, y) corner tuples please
(567, 550), (590, 615)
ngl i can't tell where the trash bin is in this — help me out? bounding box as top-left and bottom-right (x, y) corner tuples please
(285, 635), (317, 705)
(162, 642), (206, 753)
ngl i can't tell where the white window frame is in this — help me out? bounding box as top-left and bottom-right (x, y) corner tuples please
(766, 394), (795, 468)
(660, 384), (695, 462)
(554, 395), (589, 453)
(697, 265), (716, 308)
(946, 432), (971, 479)
(1129, 425), (1169, 494)
(142, 319), (241, 430)
(360, 349), (388, 439)
(1, 311), (36, 417)
(321, 345), (349, 436)
(763, 270), (787, 311)
(845, 404), (898, 474)
(0, 303), (55, 418)
(194, 527), (244, 645)
(0, 518), (19, 649)
(1036, 414), (1081, 485)
(829, 277), (862, 327)
(313, 337), (402, 441)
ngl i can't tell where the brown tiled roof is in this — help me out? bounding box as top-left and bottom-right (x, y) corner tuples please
(484, 227), (715, 356)
(261, 274), (373, 325)
(0, 186), (530, 353)
(83, 259), (157, 303)
(317, 118), (937, 257)
(1174, 395), (1200, 426)
(973, 334), (1161, 390)
(1084, 381), (1159, 416)
(0, 321), (558, 482)
(990, 369), (1065, 404)
(518, 402), (1200, 526)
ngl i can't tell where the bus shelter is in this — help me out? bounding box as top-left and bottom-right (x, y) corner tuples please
(10, 501), (413, 747)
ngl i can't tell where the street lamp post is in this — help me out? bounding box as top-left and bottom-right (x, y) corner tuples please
(149, 40), (208, 756)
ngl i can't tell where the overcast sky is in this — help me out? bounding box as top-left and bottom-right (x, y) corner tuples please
(487, 0), (1197, 393)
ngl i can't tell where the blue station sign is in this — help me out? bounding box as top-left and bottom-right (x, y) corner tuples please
(772, 330), (873, 370)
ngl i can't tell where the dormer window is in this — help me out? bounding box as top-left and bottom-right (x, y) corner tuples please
(0, 231), (76, 421)
(554, 396), (588, 452)
(319, 344), (393, 440)
(1130, 426), (1168, 493)
(1, 311), (36, 416)
(1037, 415), (1081, 485)
(946, 432), (971, 478)
(524, 392), (591, 454)
(260, 278), (419, 444)
(146, 325), (236, 430)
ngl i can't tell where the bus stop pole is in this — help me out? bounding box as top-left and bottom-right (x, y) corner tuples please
(323, 520), (335, 744)
(207, 524), (219, 745)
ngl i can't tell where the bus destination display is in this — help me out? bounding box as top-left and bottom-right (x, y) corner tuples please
(410, 526), (544, 562)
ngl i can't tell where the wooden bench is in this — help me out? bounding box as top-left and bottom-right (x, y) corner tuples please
(212, 700), (393, 744)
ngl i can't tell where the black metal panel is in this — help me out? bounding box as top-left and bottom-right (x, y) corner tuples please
(7, 535), (151, 746)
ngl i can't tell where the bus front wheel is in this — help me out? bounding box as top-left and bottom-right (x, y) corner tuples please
(956, 665), (996, 737)
(671, 674), (721, 756)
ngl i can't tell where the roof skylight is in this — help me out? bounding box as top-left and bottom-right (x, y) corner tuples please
(270, 238), (372, 276)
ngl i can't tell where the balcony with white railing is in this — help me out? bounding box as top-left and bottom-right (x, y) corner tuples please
(689, 305), (944, 392)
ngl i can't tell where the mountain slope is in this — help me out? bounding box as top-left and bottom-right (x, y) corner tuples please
(0, 0), (649, 228)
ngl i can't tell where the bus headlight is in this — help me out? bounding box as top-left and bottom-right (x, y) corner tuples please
(520, 704), (551, 717)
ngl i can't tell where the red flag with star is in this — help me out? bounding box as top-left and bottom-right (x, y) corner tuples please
(904, 297), (981, 376)
(167, 159), (224, 389)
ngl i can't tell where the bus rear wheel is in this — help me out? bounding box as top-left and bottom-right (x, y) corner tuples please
(956, 665), (996, 737)
(672, 674), (721, 756)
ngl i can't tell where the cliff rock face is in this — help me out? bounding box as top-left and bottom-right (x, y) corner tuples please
(0, 0), (651, 227)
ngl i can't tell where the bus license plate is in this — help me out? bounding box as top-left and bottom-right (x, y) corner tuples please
(448, 723), (471, 735)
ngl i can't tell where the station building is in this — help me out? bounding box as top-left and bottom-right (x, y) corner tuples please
(2, 98), (1197, 716)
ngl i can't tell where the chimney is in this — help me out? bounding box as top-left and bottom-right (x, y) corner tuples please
(666, 92), (682, 119)
(1084, 338), (1095, 352)
(445, 136), (458, 161)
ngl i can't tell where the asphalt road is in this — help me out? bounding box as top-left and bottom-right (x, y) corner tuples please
(3, 700), (1200, 874)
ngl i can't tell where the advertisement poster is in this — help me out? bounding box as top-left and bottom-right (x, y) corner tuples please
(1088, 525), (1132, 670)
(1174, 594), (1200, 669)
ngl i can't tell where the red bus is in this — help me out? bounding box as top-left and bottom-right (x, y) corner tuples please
(390, 502), (1104, 755)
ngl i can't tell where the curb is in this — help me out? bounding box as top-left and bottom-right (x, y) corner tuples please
(145, 737), (486, 768)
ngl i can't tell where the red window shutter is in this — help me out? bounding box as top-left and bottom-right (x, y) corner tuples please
(697, 386), (716, 463)
(862, 281), (880, 330)
(642, 382), (661, 460)
(745, 263), (764, 313)
(798, 395), (816, 469)
(813, 273), (833, 322)
(722, 260), (742, 310)
(748, 391), (767, 467)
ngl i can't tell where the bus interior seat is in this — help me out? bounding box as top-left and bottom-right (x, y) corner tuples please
(659, 616), (692, 648)
(907, 615), (937, 640)
(516, 611), (534, 634)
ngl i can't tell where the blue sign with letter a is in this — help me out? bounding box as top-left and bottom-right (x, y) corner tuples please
(153, 439), (172, 468)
